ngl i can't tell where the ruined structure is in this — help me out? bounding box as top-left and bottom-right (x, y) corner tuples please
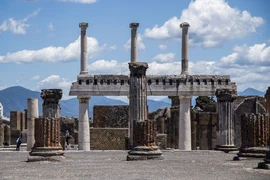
(27, 98), (39, 151)
(238, 113), (270, 158)
(69, 21), (237, 153)
(28, 89), (64, 162)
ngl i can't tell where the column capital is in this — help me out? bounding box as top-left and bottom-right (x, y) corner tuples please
(129, 22), (139, 29)
(79, 22), (88, 30)
(215, 89), (237, 102)
(77, 95), (91, 103)
(129, 62), (148, 76)
(180, 22), (190, 29)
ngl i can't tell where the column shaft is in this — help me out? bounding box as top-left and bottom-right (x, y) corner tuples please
(27, 98), (38, 151)
(78, 96), (90, 151)
(129, 23), (139, 62)
(179, 96), (191, 150)
(79, 22), (88, 74)
(180, 22), (190, 75)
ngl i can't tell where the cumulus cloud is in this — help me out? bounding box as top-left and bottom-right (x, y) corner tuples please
(152, 53), (175, 63)
(0, 8), (40, 34)
(0, 36), (115, 63)
(58, 0), (96, 4)
(219, 43), (270, 66)
(159, 44), (167, 50)
(143, 0), (264, 47)
(88, 60), (129, 74)
(37, 75), (73, 99)
(124, 33), (146, 50)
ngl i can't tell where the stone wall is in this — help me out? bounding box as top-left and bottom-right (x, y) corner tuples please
(233, 96), (266, 147)
(265, 87), (270, 113)
(90, 128), (128, 150)
(0, 124), (4, 146)
(191, 111), (218, 150)
(93, 105), (129, 128)
(10, 111), (21, 130)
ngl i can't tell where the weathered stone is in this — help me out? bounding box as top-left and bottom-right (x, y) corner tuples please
(129, 22), (139, 63)
(180, 22), (190, 75)
(79, 22), (88, 75)
(156, 134), (167, 150)
(27, 98), (39, 151)
(4, 125), (10, 145)
(0, 124), (4, 146)
(10, 111), (21, 130)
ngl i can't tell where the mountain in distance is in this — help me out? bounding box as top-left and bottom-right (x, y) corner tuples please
(0, 86), (265, 118)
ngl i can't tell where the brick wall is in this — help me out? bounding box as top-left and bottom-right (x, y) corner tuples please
(93, 105), (129, 128)
(90, 128), (128, 150)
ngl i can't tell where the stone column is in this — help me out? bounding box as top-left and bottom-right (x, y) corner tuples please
(78, 95), (90, 151)
(28, 89), (64, 162)
(180, 22), (190, 75)
(79, 22), (88, 75)
(127, 62), (163, 161)
(129, 22), (139, 62)
(4, 125), (10, 145)
(215, 89), (238, 153)
(179, 96), (192, 150)
(0, 124), (4, 146)
(27, 98), (38, 151)
(265, 87), (270, 113)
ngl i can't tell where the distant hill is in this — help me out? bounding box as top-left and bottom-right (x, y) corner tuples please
(238, 88), (265, 97)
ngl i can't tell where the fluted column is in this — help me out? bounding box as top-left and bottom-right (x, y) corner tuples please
(215, 89), (238, 152)
(129, 22), (139, 63)
(79, 22), (88, 75)
(179, 96), (192, 150)
(27, 98), (39, 151)
(78, 95), (90, 151)
(180, 22), (190, 75)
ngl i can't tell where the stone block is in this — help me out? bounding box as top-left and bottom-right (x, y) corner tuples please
(4, 125), (10, 145)
(156, 134), (167, 150)
(0, 124), (4, 146)
(10, 111), (21, 130)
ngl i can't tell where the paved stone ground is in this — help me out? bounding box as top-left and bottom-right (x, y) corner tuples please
(0, 150), (269, 180)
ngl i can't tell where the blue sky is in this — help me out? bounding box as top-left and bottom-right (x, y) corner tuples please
(0, 0), (269, 100)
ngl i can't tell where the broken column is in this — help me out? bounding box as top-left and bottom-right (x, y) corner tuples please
(127, 62), (163, 161)
(78, 95), (90, 151)
(28, 89), (64, 162)
(238, 113), (270, 158)
(4, 125), (10, 145)
(180, 22), (190, 75)
(79, 22), (88, 75)
(179, 96), (192, 150)
(27, 98), (39, 151)
(129, 22), (139, 63)
(215, 89), (238, 152)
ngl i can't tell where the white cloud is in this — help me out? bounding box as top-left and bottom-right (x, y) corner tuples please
(37, 75), (73, 99)
(152, 53), (175, 63)
(48, 23), (54, 31)
(0, 8), (40, 34)
(143, 0), (264, 47)
(58, 0), (96, 4)
(0, 36), (114, 63)
(31, 75), (40, 80)
(124, 33), (146, 50)
(88, 60), (129, 74)
(159, 44), (167, 50)
(219, 43), (270, 66)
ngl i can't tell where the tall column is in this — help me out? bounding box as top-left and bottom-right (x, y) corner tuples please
(28, 89), (64, 162)
(129, 22), (139, 62)
(78, 95), (90, 151)
(79, 22), (88, 75)
(179, 96), (192, 150)
(27, 98), (38, 151)
(180, 22), (190, 75)
(127, 62), (163, 161)
(215, 89), (238, 153)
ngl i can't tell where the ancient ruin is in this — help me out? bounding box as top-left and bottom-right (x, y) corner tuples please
(28, 89), (64, 162)
(69, 21), (237, 155)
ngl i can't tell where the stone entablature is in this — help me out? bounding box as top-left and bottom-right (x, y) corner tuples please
(69, 74), (236, 96)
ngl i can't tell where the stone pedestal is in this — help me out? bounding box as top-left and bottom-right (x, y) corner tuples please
(127, 62), (163, 161)
(237, 113), (270, 158)
(78, 96), (90, 151)
(215, 89), (238, 153)
(27, 98), (39, 151)
(258, 150), (270, 170)
(179, 96), (192, 150)
(28, 89), (64, 162)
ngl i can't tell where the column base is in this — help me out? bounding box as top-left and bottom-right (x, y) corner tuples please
(127, 146), (164, 161)
(258, 151), (270, 170)
(237, 147), (268, 158)
(28, 147), (65, 162)
(214, 145), (238, 153)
